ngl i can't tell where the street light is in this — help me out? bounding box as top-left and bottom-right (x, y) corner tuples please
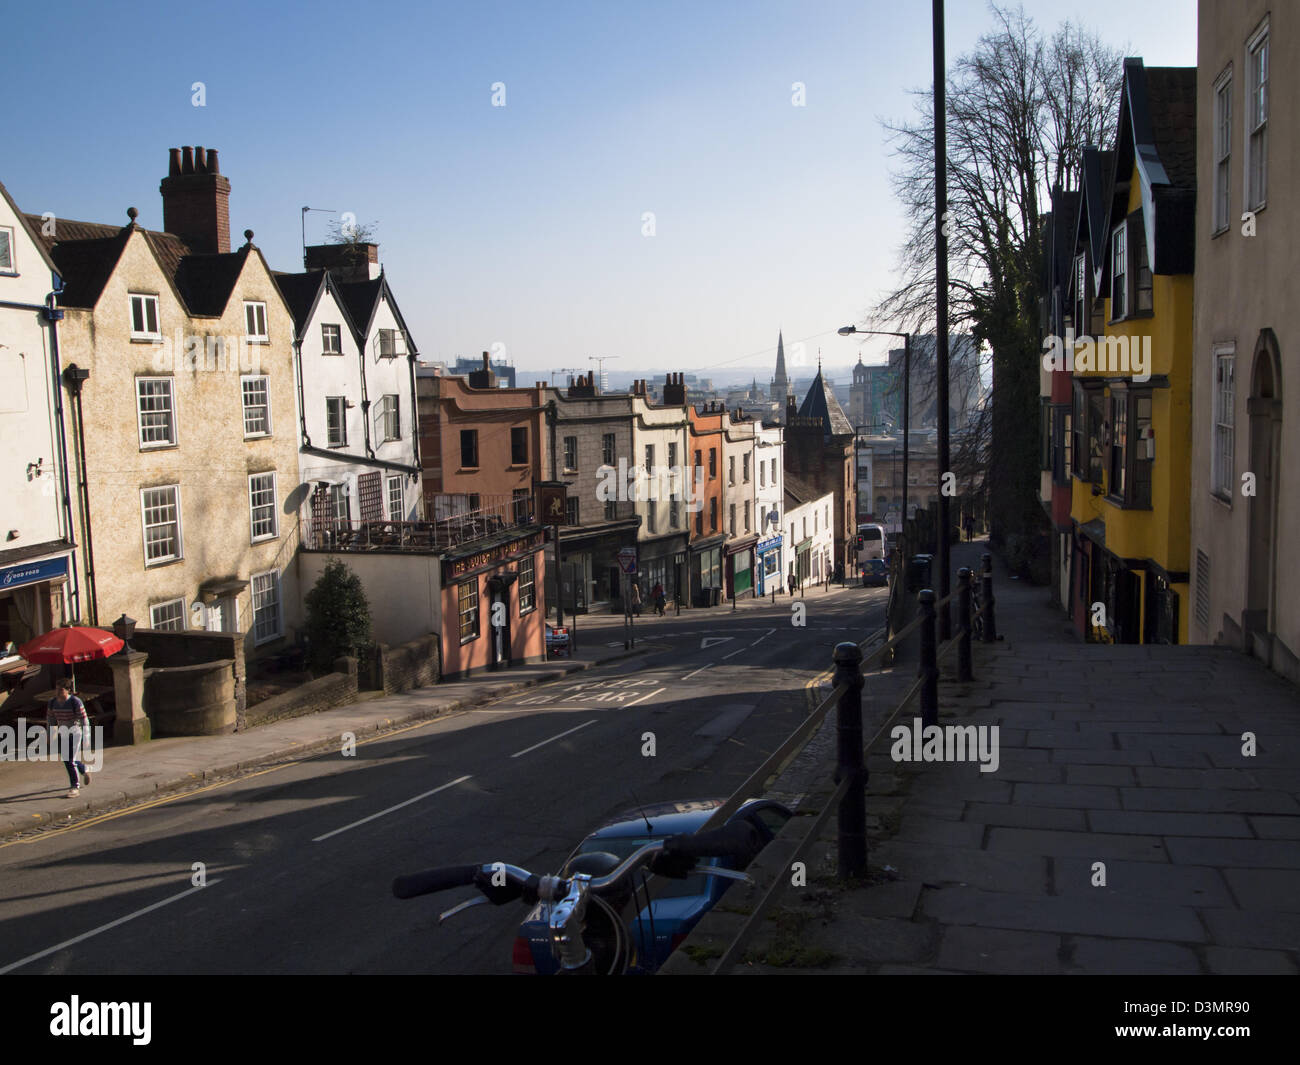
(839, 326), (911, 540)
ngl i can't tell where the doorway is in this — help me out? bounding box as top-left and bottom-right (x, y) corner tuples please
(1246, 333), (1282, 649)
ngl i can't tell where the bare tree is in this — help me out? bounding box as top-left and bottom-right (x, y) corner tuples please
(866, 3), (1124, 545)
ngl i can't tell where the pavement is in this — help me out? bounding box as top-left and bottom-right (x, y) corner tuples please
(0, 643), (648, 841)
(664, 539), (1300, 975)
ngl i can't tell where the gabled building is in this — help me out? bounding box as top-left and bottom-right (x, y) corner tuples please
(785, 366), (856, 572)
(1066, 61), (1196, 644)
(0, 181), (80, 704)
(753, 421), (785, 595)
(783, 473), (834, 589)
(1192, 4), (1297, 681)
(628, 377), (691, 606)
(28, 146), (302, 656)
(275, 247), (421, 540)
(721, 407), (758, 599)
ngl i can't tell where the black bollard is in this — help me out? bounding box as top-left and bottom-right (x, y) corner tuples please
(981, 552), (997, 643)
(833, 641), (867, 879)
(918, 588), (938, 729)
(957, 567), (973, 682)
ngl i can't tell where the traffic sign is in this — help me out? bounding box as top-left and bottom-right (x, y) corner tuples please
(618, 547), (637, 573)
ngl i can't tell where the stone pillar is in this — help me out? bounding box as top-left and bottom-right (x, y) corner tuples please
(109, 651), (151, 745)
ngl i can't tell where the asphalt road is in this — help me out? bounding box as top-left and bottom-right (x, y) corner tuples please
(0, 585), (887, 975)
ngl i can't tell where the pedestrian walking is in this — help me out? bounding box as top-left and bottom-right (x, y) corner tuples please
(964, 514), (975, 542)
(651, 582), (666, 616)
(47, 678), (91, 798)
(631, 581), (642, 616)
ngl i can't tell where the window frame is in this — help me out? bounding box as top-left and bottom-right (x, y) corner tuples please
(376, 328), (399, 359)
(511, 427), (528, 465)
(1212, 345), (1235, 503)
(141, 484), (183, 566)
(460, 428), (479, 469)
(518, 553), (536, 615)
(149, 597), (186, 632)
(321, 323), (343, 355)
(241, 374), (272, 438)
(375, 393), (400, 443)
(602, 433), (616, 466)
(251, 569), (283, 645)
(0, 225), (14, 272)
(326, 396), (348, 448)
(565, 496), (579, 525)
(244, 301), (268, 341)
(1109, 222), (1128, 321)
(458, 579), (480, 643)
(1245, 18), (1269, 213)
(386, 474), (404, 521)
(248, 471), (279, 543)
(136, 376), (177, 449)
(129, 293), (161, 340)
(1213, 66), (1233, 234)
(564, 436), (578, 473)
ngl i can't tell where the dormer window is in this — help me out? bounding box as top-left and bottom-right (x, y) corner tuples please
(0, 226), (14, 272)
(130, 293), (160, 339)
(1110, 224), (1127, 320)
(244, 301), (268, 341)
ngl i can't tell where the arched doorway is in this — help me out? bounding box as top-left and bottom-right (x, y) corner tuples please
(1245, 330), (1283, 654)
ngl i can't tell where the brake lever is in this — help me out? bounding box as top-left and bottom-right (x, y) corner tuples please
(704, 868), (752, 884)
(438, 895), (489, 923)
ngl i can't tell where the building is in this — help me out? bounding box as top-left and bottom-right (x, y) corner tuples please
(753, 422), (785, 594)
(784, 367), (856, 571)
(1067, 61), (1196, 644)
(721, 407), (758, 599)
(628, 378), (691, 607)
(275, 248), (422, 542)
(769, 330), (794, 412)
(1192, 3), (1297, 680)
(784, 474), (834, 589)
(30, 146), (302, 658)
(686, 397), (726, 605)
(451, 354), (515, 388)
(0, 182), (80, 705)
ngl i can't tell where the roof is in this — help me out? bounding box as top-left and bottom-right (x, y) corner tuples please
(0, 181), (60, 277)
(272, 271), (328, 335)
(336, 277), (384, 338)
(1071, 147), (1116, 302)
(784, 471), (821, 507)
(796, 369), (854, 439)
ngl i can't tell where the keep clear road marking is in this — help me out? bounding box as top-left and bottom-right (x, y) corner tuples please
(511, 719), (598, 759)
(0, 878), (224, 975)
(312, 775), (472, 843)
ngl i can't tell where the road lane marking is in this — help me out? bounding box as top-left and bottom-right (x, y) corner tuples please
(0, 878), (224, 975)
(623, 686), (665, 708)
(510, 719), (597, 759)
(721, 647), (748, 660)
(312, 775), (472, 842)
(700, 636), (734, 649)
(681, 664), (712, 680)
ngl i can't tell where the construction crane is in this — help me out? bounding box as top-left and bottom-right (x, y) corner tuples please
(588, 355), (619, 394)
(550, 366), (584, 386)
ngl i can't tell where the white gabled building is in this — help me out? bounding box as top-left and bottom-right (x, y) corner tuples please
(753, 421), (784, 594)
(0, 181), (80, 695)
(276, 243), (422, 543)
(784, 473), (834, 590)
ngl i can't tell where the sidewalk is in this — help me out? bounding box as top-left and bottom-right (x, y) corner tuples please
(666, 540), (1300, 975)
(0, 645), (642, 840)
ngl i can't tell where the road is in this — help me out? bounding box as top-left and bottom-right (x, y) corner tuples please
(0, 584), (887, 974)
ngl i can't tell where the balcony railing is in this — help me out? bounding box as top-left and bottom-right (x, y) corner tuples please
(305, 494), (536, 552)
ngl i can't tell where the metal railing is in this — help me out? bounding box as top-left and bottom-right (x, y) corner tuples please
(304, 495), (536, 552)
(699, 552), (1000, 974)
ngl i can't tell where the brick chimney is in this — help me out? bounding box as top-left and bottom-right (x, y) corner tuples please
(468, 351), (496, 389)
(567, 372), (596, 399)
(662, 372), (686, 406)
(303, 241), (380, 283)
(160, 146), (231, 253)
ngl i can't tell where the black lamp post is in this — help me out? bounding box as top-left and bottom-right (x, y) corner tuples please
(112, 613), (137, 653)
(839, 326), (911, 539)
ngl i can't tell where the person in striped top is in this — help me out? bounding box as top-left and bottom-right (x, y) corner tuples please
(47, 679), (91, 797)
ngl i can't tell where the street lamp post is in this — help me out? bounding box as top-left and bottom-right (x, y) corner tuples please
(839, 326), (910, 542)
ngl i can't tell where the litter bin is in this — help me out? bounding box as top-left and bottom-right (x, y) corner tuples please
(907, 553), (933, 593)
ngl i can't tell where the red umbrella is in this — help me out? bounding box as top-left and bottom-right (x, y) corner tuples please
(18, 625), (125, 689)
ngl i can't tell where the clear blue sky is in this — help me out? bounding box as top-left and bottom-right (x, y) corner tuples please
(3, 0), (1196, 380)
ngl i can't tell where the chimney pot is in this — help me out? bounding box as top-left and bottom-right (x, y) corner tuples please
(181, 146), (194, 174)
(169, 148), (182, 176)
(206, 148), (219, 174)
(194, 146), (207, 172)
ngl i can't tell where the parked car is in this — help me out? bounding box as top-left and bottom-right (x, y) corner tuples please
(513, 798), (792, 974)
(545, 623), (570, 657)
(860, 558), (889, 587)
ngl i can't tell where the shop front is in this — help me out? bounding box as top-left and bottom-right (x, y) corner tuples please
(791, 537), (813, 590)
(725, 535), (758, 601)
(0, 550), (77, 710)
(755, 535), (783, 596)
(689, 533), (725, 607)
(546, 519), (639, 617)
(636, 533), (688, 609)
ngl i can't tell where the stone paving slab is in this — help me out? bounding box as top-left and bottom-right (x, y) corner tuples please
(963, 801), (1086, 831)
(1068, 936), (1202, 974)
(936, 925), (1063, 974)
(1119, 786), (1299, 814)
(1086, 810), (1254, 837)
(1051, 857), (1234, 906)
(1204, 946), (1300, 974)
(985, 826), (1167, 861)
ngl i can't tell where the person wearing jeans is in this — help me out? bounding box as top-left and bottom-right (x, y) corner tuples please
(47, 679), (91, 798)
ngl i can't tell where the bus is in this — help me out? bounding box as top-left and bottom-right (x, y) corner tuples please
(855, 523), (887, 563)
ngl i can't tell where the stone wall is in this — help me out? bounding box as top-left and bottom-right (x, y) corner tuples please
(379, 634), (440, 694)
(243, 656), (359, 728)
(133, 628), (246, 718)
(144, 659), (237, 735)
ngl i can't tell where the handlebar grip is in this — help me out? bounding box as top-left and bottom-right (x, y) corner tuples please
(392, 864), (481, 899)
(665, 822), (761, 860)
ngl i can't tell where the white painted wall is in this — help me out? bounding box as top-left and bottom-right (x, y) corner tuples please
(297, 550), (441, 648)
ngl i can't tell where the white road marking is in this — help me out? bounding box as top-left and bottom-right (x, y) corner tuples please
(700, 636), (734, 649)
(682, 664), (712, 680)
(721, 646), (748, 660)
(0, 878), (224, 975)
(624, 686), (665, 708)
(312, 775), (472, 842)
(510, 719), (597, 759)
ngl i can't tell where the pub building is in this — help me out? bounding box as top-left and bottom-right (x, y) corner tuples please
(439, 527), (547, 679)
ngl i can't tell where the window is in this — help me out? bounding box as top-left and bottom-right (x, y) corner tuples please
(322, 323), (342, 354)
(709, 449), (717, 478)
(694, 450), (702, 477)
(387, 475), (404, 521)
(141, 485), (182, 564)
(605, 498), (617, 521)
(149, 598), (186, 632)
(376, 328), (398, 358)
(695, 505), (702, 535)
(709, 498), (717, 532)
(729, 504), (736, 536)
(602, 433), (616, 465)
(244, 301), (268, 340)
(565, 496), (579, 525)
(1110, 223), (1127, 319)
(327, 397), (347, 447)
(1073, 254), (1089, 335)
(458, 579), (480, 642)
(1132, 216), (1153, 313)
(241, 376), (271, 437)
(743, 501), (750, 533)
(743, 454), (750, 483)
(248, 472), (278, 541)
(1246, 20), (1268, 211)
(130, 294), (160, 338)
(1213, 69), (1232, 233)
(670, 498), (680, 529)
(771, 457), (777, 484)
(667, 442), (677, 469)
(644, 444), (654, 474)
(519, 554), (535, 614)
(512, 487), (531, 524)
(252, 570), (282, 644)
(0, 226), (13, 271)
(1108, 392), (1128, 499)
(460, 429), (478, 467)
(759, 461), (765, 488)
(647, 500), (657, 534)
(728, 456), (736, 485)
(564, 436), (578, 472)
(511, 427), (528, 464)
(1195, 549), (1211, 631)
(137, 378), (176, 447)
(1213, 348), (1234, 500)
(375, 394), (400, 442)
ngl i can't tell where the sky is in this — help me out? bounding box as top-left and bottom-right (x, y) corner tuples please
(1, 0), (1197, 383)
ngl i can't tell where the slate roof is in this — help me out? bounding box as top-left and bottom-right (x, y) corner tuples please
(336, 277), (384, 338)
(784, 471), (820, 507)
(272, 271), (328, 334)
(796, 369), (854, 440)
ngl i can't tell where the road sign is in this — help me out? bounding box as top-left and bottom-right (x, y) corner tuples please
(618, 547), (637, 573)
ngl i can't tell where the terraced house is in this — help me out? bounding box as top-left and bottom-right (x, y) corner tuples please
(30, 146), (301, 657)
(1065, 62), (1196, 644)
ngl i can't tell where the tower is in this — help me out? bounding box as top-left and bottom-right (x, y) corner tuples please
(769, 330), (794, 412)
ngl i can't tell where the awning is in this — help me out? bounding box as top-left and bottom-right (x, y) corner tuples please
(725, 534), (759, 556)
(198, 577), (249, 602)
(1077, 519), (1106, 549)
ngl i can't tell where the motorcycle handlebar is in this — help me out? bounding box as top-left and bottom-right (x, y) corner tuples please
(391, 865), (480, 899)
(662, 822), (761, 861)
